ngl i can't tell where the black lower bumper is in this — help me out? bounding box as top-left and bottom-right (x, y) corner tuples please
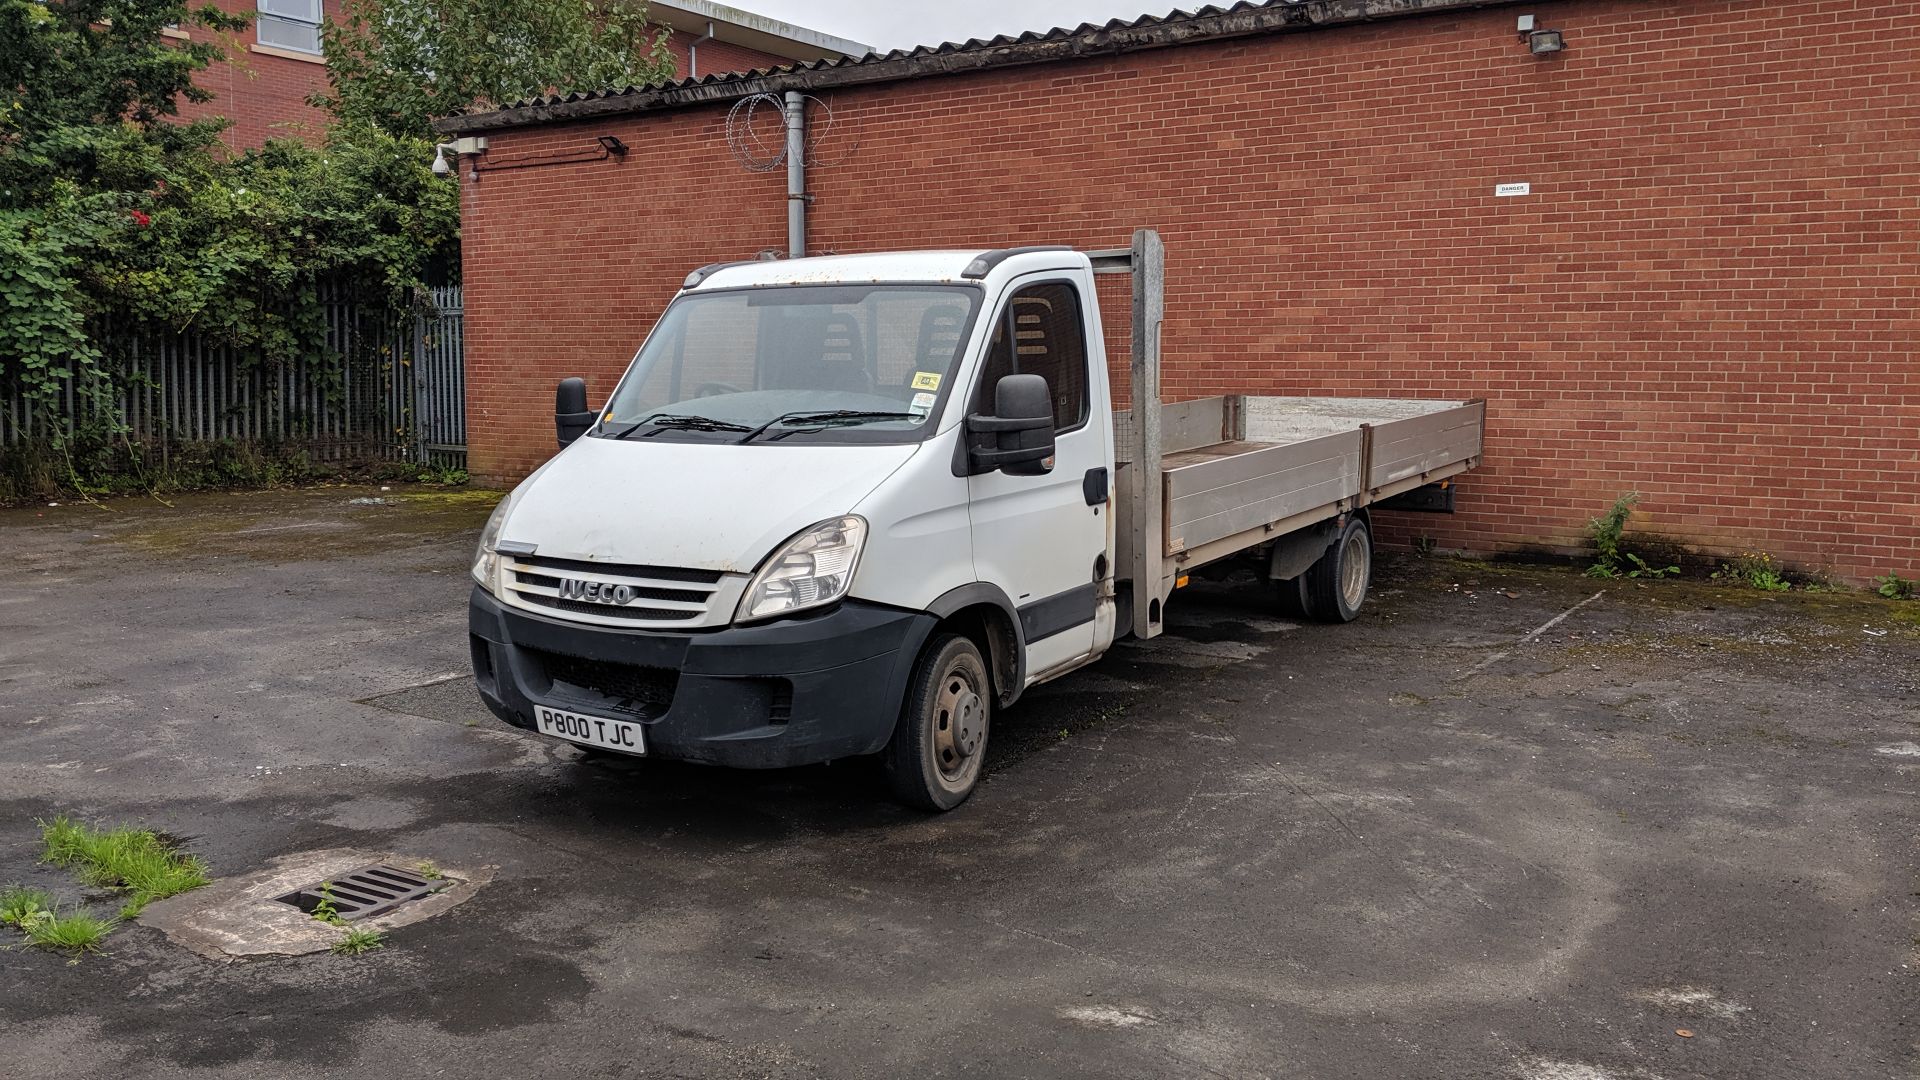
(468, 586), (935, 769)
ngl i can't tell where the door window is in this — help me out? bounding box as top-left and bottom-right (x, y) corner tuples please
(971, 282), (1089, 432)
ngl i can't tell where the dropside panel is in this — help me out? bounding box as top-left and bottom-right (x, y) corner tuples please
(1363, 401), (1486, 491)
(1163, 430), (1365, 555)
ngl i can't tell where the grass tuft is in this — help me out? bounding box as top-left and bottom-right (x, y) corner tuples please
(38, 816), (211, 918)
(1, 887), (113, 954)
(332, 927), (384, 955)
(0, 886), (56, 928)
(23, 909), (114, 953)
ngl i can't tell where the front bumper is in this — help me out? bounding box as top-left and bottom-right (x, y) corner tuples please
(468, 586), (935, 769)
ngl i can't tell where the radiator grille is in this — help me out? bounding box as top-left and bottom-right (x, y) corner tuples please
(500, 554), (744, 630)
(514, 594), (703, 622)
(528, 647), (679, 714)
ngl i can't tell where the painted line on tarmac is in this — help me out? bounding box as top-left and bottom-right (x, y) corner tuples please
(1455, 590), (1605, 681)
(233, 521), (338, 534)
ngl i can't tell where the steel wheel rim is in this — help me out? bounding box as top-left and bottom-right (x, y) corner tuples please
(932, 663), (984, 783)
(1340, 530), (1369, 610)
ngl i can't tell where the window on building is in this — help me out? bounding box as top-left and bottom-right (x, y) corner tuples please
(257, 0), (321, 53)
(971, 282), (1090, 433)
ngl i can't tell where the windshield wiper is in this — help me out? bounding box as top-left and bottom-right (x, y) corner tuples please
(740, 410), (923, 444)
(605, 413), (753, 440)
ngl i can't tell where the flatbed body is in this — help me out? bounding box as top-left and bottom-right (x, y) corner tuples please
(1097, 232), (1484, 639)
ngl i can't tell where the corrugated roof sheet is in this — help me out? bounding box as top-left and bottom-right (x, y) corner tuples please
(436, 0), (1510, 133)
(521, 1), (1302, 107)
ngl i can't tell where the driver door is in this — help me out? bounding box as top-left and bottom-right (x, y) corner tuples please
(966, 276), (1107, 680)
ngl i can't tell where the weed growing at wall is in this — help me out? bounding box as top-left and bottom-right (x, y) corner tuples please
(1584, 494), (1679, 580)
(0, 434), (468, 505)
(0, 433), (330, 504)
(1874, 573), (1916, 601)
(1713, 551), (1794, 592)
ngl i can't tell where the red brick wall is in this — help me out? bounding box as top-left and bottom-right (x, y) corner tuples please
(660, 30), (795, 80)
(458, 0), (1920, 581)
(172, 0), (338, 149)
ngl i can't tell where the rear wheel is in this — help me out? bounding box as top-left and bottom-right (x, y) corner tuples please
(1301, 516), (1372, 623)
(884, 634), (991, 812)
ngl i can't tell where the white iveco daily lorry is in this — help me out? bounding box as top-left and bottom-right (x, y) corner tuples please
(469, 231), (1484, 810)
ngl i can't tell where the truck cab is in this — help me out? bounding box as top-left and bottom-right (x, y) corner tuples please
(469, 235), (1484, 810)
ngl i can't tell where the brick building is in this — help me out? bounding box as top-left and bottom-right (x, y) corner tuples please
(169, 0), (341, 149)
(438, 0), (1920, 582)
(650, 0), (871, 81)
(171, 0), (865, 149)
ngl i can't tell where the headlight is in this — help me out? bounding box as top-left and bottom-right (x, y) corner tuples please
(736, 516), (868, 622)
(471, 496), (513, 592)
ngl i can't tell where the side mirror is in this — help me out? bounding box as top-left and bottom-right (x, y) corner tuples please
(555, 378), (594, 447)
(966, 373), (1055, 476)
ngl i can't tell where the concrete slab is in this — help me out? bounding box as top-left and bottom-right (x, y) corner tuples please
(141, 848), (492, 960)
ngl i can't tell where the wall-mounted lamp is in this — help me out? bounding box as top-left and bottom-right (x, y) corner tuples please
(1527, 29), (1566, 55)
(596, 135), (628, 157)
(1516, 15), (1566, 56)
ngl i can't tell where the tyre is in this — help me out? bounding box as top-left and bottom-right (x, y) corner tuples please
(884, 634), (991, 812)
(1301, 515), (1372, 624)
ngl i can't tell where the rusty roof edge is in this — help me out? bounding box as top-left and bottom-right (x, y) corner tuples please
(434, 0), (1521, 135)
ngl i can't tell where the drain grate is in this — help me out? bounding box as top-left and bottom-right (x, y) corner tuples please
(275, 864), (442, 921)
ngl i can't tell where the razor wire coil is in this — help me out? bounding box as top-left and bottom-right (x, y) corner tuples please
(724, 93), (853, 172)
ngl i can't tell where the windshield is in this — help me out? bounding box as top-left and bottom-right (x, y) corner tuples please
(596, 284), (983, 444)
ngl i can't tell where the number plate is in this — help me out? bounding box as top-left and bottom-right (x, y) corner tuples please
(534, 705), (646, 756)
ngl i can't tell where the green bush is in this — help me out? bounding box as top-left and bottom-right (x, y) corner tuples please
(1, 0), (456, 447)
(4, 0), (672, 495)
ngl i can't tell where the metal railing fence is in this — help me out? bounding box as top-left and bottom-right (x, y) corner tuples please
(0, 283), (465, 468)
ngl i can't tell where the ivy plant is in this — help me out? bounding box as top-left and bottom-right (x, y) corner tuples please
(0, 0), (457, 430)
(2, 0), (670, 486)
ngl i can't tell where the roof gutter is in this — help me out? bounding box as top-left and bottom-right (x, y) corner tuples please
(435, 0), (1521, 135)
(647, 0), (873, 61)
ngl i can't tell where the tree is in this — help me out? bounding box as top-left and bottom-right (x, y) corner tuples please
(0, 0), (455, 428)
(317, 0), (675, 136)
(0, 0), (660, 493)
(0, 0), (249, 411)
(0, 0), (245, 138)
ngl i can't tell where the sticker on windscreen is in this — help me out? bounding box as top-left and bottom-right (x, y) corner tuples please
(909, 392), (937, 419)
(910, 372), (943, 391)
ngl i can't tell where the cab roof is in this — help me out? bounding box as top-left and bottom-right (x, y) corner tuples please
(686, 248), (1087, 291)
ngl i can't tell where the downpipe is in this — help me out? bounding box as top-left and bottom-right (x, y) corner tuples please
(784, 91), (807, 257)
(689, 19), (714, 77)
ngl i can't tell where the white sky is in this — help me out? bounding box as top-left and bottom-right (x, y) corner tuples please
(729, 1), (1168, 52)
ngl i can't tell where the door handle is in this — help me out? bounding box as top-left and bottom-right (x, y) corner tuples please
(1083, 467), (1109, 506)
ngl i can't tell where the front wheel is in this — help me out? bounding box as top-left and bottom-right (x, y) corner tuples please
(884, 634), (991, 811)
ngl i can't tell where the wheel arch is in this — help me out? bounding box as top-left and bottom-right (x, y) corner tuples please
(926, 583), (1026, 707)
(1266, 508), (1373, 582)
